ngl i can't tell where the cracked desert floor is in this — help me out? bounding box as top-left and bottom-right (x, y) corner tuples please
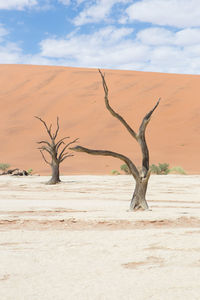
(0, 174), (200, 300)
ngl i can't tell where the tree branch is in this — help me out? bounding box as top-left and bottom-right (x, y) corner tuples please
(39, 150), (51, 165)
(35, 116), (53, 139)
(138, 98), (161, 136)
(60, 154), (74, 162)
(38, 146), (52, 156)
(71, 145), (139, 180)
(55, 137), (70, 152)
(37, 140), (52, 148)
(98, 69), (137, 140)
(53, 116), (60, 140)
(137, 98), (161, 177)
(58, 138), (79, 161)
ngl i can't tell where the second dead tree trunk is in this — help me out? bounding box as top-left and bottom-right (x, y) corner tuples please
(71, 70), (160, 211)
(35, 116), (78, 184)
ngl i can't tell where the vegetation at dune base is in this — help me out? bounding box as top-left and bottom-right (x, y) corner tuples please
(120, 164), (131, 174)
(169, 166), (186, 175)
(112, 163), (186, 175)
(27, 168), (33, 175)
(111, 170), (120, 175)
(150, 163), (170, 175)
(150, 163), (186, 175)
(0, 163), (10, 171)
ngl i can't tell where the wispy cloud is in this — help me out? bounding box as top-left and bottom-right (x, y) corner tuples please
(73, 0), (132, 26)
(126, 0), (200, 28)
(0, 42), (22, 63)
(0, 24), (8, 42)
(0, 0), (37, 10)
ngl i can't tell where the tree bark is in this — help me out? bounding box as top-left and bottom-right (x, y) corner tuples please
(129, 173), (150, 211)
(48, 160), (61, 184)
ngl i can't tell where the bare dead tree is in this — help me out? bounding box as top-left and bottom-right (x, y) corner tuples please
(35, 116), (78, 184)
(71, 69), (160, 211)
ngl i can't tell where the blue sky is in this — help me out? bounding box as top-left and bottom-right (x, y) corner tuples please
(1, 0), (200, 74)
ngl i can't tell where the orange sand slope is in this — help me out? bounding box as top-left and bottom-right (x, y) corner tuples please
(0, 64), (199, 174)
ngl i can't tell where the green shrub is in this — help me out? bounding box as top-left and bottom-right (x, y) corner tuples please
(27, 168), (33, 175)
(120, 164), (131, 175)
(150, 164), (160, 174)
(0, 163), (10, 171)
(158, 163), (170, 175)
(150, 163), (170, 175)
(111, 170), (120, 175)
(170, 166), (186, 175)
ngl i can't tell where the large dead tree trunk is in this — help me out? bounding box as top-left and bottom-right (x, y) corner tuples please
(35, 116), (78, 184)
(71, 70), (160, 211)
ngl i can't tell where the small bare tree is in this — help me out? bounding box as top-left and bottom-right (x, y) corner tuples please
(35, 116), (78, 184)
(71, 70), (160, 211)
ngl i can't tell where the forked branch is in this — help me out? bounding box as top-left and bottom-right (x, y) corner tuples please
(58, 138), (79, 161)
(60, 153), (74, 163)
(35, 116), (54, 139)
(98, 69), (160, 178)
(98, 69), (138, 140)
(138, 98), (161, 136)
(137, 98), (161, 177)
(55, 137), (70, 151)
(37, 140), (52, 148)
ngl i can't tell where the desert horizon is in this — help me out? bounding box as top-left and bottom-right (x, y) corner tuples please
(0, 64), (200, 175)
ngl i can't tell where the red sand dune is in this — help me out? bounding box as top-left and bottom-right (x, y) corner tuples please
(0, 64), (199, 174)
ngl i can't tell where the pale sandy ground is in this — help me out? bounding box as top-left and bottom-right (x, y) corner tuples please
(0, 175), (200, 300)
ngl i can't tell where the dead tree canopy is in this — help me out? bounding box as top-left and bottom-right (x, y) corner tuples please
(35, 116), (78, 184)
(71, 69), (160, 211)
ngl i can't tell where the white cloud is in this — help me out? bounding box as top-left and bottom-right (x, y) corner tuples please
(40, 26), (135, 60)
(23, 54), (56, 65)
(0, 41), (54, 65)
(0, 24), (8, 42)
(137, 27), (200, 47)
(39, 26), (150, 69)
(0, 22), (55, 65)
(0, 42), (22, 63)
(137, 27), (174, 45)
(175, 28), (200, 46)
(36, 25), (200, 74)
(126, 0), (200, 28)
(73, 0), (131, 26)
(0, 0), (37, 10)
(0, 24), (22, 63)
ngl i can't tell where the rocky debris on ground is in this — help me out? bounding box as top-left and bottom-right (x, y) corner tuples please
(0, 169), (29, 176)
